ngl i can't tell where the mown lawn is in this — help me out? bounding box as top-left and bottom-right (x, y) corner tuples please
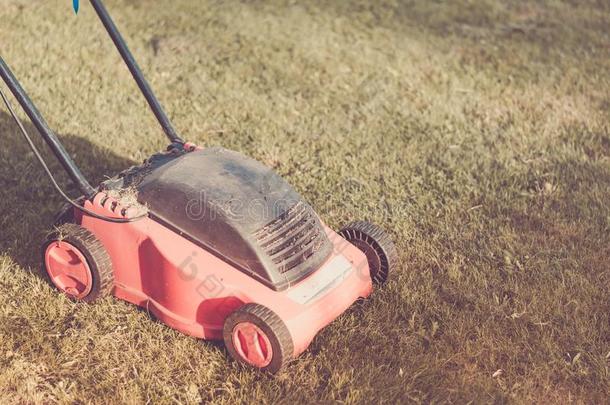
(0, 0), (608, 403)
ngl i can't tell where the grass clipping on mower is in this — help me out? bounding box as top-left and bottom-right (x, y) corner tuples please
(106, 187), (149, 217)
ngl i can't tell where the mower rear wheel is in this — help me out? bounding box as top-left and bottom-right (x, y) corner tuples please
(223, 303), (293, 373)
(339, 221), (398, 284)
(42, 224), (114, 303)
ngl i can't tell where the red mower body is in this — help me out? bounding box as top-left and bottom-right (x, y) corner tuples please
(43, 144), (397, 372)
(76, 193), (372, 358)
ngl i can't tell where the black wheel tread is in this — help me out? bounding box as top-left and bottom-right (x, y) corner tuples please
(224, 303), (294, 373)
(43, 223), (114, 302)
(339, 221), (398, 283)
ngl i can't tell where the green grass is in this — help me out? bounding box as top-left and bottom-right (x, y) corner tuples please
(0, 0), (609, 403)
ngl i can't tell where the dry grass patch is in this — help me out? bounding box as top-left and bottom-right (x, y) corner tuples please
(0, 0), (608, 403)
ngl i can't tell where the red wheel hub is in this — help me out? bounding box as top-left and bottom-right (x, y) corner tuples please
(45, 241), (93, 299)
(232, 322), (273, 367)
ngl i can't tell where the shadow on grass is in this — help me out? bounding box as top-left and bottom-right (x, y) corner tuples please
(311, 0), (609, 78)
(0, 108), (232, 355)
(315, 0), (609, 48)
(0, 110), (135, 270)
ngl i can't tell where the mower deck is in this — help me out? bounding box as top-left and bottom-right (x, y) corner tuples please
(101, 145), (334, 291)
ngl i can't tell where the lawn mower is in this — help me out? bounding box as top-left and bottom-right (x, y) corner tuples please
(0, 0), (398, 373)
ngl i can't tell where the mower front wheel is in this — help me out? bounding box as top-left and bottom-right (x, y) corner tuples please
(223, 303), (294, 373)
(42, 224), (114, 303)
(339, 221), (398, 284)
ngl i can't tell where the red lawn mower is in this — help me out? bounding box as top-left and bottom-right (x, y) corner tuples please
(0, 0), (398, 373)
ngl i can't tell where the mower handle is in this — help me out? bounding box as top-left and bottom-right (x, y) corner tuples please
(0, 56), (97, 198)
(89, 0), (184, 145)
(0, 1), (184, 200)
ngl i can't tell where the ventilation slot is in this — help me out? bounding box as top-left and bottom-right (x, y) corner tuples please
(253, 202), (329, 273)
